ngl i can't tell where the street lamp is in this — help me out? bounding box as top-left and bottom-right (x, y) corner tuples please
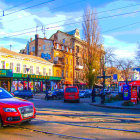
(26, 68), (30, 90)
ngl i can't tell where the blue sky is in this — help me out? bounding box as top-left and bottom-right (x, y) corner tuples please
(0, 0), (140, 59)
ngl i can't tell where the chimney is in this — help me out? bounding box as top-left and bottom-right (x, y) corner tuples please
(35, 34), (39, 56)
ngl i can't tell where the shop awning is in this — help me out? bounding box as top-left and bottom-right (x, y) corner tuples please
(129, 80), (140, 86)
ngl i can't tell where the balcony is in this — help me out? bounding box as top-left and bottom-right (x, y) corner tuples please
(75, 65), (83, 70)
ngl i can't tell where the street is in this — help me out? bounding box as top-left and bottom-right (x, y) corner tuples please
(0, 97), (140, 140)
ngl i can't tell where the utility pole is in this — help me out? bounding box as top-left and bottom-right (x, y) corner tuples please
(10, 44), (12, 50)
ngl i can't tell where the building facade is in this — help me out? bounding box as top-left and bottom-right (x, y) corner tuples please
(24, 34), (73, 86)
(50, 29), (87, 85)
(0, 47), (61, 92)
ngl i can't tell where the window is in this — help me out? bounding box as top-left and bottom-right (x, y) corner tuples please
(76, 46), (79, 53)
(1, 61), (5, 69)
(66, 58), (68, 64)
(43, 45), (46, 50)
(66, 47), (68, 52)
(62, 46), (64, 50)
(56, 44), (59, 49)
(70, 49), (72, 53)
(32, 46), (35, 52)
(56, 70), (59, 77)
(10, 63), (13, 71)
(16, 63), (20, 73)
(49, 69), (51, 76)
(30, 66), (33, 74)
(43, 68), (46, 76)
(63, 39), (65, 44)
(36, 67), (39, 75)
(23, 65), (27, 73)
(66, 71), (68, 78)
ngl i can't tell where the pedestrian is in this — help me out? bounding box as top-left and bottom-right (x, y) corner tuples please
(45, 89), (49, 100)
(91, 87), (96, 102)
(101, 88), (106, 104)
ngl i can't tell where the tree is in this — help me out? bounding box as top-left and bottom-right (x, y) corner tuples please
(82, 7), (102, 88)
(116, 59), (134, 83)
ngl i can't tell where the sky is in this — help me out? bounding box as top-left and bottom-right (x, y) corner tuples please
(0, 0), (140, 60)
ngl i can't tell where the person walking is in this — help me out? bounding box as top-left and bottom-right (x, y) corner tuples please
(45, 89), (49, 100)
(91, 87), (96, 102)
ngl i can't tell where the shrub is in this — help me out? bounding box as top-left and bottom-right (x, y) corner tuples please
(121, 100), (134, 106)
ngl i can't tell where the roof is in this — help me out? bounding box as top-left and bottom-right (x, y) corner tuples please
(0, 47), (53, 65)
(66, 29), (76, 36)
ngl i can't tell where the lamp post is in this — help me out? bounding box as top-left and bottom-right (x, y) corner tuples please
(26, 68), (30, 90)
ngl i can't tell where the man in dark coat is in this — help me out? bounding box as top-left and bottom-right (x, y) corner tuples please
(91, 87), (96, 102)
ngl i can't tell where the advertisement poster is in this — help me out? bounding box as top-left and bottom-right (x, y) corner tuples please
(29, 81), (33, 91)
(18, 81), (24, 91)
(123, 85), (130, 100)
(131, 86), (137, 104)
(43, 84), (46, 91)
(24, 81), (28, 90)
(11, 81), (18, 92)
(118, 82), (126, 93)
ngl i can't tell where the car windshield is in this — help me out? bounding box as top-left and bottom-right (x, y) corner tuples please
(65, 88), (78, 93)
(0, 88), (13, 99)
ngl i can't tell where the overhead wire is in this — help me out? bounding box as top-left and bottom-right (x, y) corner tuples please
(3, 8), (140, 37)
(1, 0), (55, 17)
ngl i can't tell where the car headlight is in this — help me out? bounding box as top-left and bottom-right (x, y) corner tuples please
(3, 108), (17, 112)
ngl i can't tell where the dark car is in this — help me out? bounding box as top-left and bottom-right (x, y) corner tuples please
(79, 90), (91, 98)
(47, 89), (64, 100)
(12, 90), (33, 99)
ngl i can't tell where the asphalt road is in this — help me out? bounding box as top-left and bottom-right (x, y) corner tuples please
(0, 98), (140, 140)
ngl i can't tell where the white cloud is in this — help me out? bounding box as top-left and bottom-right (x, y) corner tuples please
(103, 35), (137, 59)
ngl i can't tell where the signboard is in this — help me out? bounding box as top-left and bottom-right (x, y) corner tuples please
(118, 81), (126, 93)
(123, 85), (130, 100)
(131, 86), (137, 104)
(0, 69), (13, 77)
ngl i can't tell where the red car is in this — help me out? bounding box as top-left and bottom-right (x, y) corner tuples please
(64, 86), (80, 103)
(0, 87), (36, 127)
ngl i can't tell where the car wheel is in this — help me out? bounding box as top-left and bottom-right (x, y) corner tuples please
(0, 117), (3, 128)
(64, 100), (66, 103)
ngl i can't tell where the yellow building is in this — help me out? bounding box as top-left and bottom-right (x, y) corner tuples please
(0, 47), (61, 92)
(53, 43), (73, 86)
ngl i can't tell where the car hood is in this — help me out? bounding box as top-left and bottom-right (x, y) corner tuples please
(0, 97), (33, 108)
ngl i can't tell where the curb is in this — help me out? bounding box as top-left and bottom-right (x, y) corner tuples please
(90, 103), (140, 110)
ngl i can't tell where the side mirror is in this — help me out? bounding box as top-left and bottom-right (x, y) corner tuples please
(11, 93), (14, 96)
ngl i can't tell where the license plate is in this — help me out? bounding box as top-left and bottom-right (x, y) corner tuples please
(23, 112), (33, 118)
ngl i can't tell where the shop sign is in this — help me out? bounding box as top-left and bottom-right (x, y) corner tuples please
(131, 86), (137, 104)
(0, 69), (13, 77)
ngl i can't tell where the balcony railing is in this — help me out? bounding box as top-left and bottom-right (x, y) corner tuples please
(75, 65), (83, 70)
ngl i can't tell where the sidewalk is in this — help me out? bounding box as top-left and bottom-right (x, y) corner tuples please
(91, 96), (140, 110)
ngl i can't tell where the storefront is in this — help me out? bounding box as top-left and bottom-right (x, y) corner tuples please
(0, 69), (13, 92)
(11, 73), (61, 92)
(0, 69), (61, 92)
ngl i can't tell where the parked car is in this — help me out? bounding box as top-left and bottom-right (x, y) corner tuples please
(79, 90), (91, 98)
(64, 86), (80, 103)
(47, 89), (64, 100)
(0, 87), (36, 127)
(12, 90), (33, 99)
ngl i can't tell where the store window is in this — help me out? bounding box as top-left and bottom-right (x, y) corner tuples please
(30, 66), (33, 74)
(36, 67), (39, 75)
(16, 63), (20, 73)
(23, 65), (27, 73)
(1, 61), (5, 69)
(43, 68), (46, 76)
(10, 63), (13, 71)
